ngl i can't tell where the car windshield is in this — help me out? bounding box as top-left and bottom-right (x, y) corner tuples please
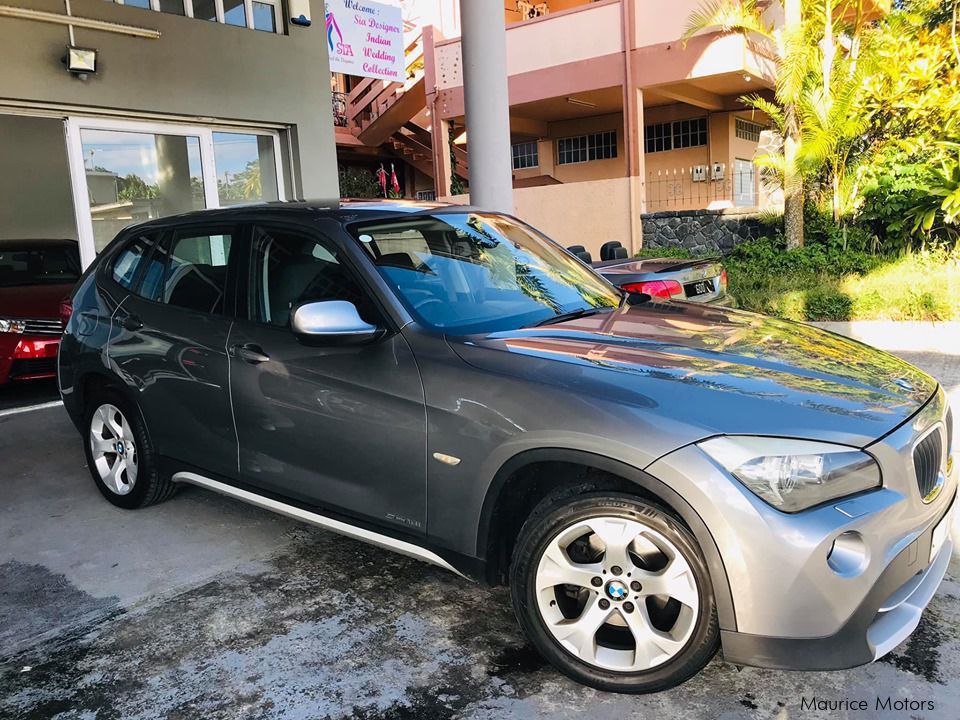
(351, 212), (621, 334)
(0, 245), (81, 287)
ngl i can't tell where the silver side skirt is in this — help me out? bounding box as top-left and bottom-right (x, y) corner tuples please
(172, 471), (467, 579)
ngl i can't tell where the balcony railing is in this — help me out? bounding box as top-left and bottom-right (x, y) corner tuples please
(645, 166), (764, 211)
(434, 0), (624, 91)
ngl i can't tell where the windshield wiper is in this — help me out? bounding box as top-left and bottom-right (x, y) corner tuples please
(530, 306), (608, 327)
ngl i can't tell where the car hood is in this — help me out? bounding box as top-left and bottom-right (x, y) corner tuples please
(450, 301), (938, 447)
(0, 283), (74, 319)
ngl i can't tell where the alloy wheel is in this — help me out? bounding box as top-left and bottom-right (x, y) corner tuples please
(89, 403), (138, 495)
(534, 516), (700, 672)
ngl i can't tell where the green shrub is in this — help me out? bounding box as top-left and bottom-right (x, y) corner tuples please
(724, 240), (960, 321)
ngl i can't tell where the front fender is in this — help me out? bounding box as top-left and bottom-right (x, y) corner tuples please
(476, 446), (737, 632)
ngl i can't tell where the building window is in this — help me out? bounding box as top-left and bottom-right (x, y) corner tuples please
(223, 0), (247, 26)
(416, 190), (437, 201)
(736, 118), (764, 142)
(556, 131), (618, 165)
(157, 0), (185, 14)
(644, 118), (708, 153)
(189, 0), (218, 20)
(511, 141), (539, 170)
(111, 0), (281, 33)
(557, 136), (587, 165)
(252, 0), (278, 31)
(644, 122), (672, 153)
(588, 130), (617, 160)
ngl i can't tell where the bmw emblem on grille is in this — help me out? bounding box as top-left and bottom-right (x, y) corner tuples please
(606, 580), (628, 601)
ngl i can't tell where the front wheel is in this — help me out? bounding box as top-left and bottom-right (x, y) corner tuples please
(510, 494), (719, 693)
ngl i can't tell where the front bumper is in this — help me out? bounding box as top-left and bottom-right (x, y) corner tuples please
(646, 387), (955, 670)
(0, 333), (61, 384)
(721, 493), (953, 669)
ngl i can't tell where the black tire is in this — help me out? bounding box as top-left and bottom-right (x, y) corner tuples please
(82, 388), (176, 509)
(509, 493), (719, 693)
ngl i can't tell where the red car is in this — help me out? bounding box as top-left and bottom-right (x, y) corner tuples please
(0, 239), (81, 386)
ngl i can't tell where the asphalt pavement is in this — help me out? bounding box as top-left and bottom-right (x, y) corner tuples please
(1, 352), (959, 720)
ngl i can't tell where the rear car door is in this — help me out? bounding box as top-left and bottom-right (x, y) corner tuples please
(106, 223), (239, 478)
(227, 221), (428, 533)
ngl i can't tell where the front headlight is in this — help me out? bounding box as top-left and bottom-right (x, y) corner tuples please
(0, 318), (27, 334)
(699, 436), (881, 513)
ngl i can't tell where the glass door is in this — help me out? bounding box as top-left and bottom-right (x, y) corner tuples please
(66, 118), (283, 267)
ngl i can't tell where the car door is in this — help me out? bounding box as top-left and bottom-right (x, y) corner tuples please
(227, 221), (428, 533)
(107, 223), (239, 479)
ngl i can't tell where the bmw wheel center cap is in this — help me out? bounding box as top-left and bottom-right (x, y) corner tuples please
(605, 580), (628, 601)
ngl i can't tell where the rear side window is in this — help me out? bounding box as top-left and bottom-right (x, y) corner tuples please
(162, 231), (234, 314)
(111, 233), (161, 290)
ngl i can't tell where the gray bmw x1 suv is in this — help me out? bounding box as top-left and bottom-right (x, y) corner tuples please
(59, 200), (955, 693)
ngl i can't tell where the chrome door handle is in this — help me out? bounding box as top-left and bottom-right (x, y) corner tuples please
(230, 343), (270, 364)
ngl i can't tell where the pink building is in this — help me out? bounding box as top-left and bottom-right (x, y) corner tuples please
(334, 0), (888, 255)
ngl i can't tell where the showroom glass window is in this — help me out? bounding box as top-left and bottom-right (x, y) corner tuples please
(80, 129), (206, 252)
(213, 133), (280, 206)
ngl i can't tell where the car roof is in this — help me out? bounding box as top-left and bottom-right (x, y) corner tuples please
(120, 199), (489, 232)
(0, 238), (79, 250)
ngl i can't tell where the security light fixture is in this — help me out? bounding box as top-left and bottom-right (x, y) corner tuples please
(65, 45), (97, 77)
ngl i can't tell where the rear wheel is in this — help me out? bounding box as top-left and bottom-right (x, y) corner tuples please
(83, 390), (175, 509)
(510, 494), (719, 693)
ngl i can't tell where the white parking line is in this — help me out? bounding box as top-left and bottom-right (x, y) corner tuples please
(0, 400), (64, 418)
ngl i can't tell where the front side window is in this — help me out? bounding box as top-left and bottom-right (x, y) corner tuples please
(249, 226), (377, 328)
(352, 213), (620, 334)
(161, 230), (234, 314)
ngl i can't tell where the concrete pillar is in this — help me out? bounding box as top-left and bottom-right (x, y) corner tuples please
(460, 0), (513, 212)
(430, 116), (453, 198)
(621, 0), (645, 251)
(623, 87), (646, 253)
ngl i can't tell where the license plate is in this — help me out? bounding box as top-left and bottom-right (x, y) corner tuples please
(929, 508), (952, 563)
(684, 279), (715, 297)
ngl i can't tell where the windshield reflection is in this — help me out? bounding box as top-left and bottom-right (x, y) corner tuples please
(352, 213), (621, 334)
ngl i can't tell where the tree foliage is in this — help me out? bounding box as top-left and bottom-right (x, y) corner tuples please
(686, 0), (960, 248)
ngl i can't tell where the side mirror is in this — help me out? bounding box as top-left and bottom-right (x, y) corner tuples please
(291, 301), (382, 345)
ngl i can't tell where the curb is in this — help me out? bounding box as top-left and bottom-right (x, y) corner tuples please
(808, 321), (960, 355)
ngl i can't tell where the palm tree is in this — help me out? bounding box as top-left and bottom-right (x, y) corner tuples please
(684, 0), (805, 248)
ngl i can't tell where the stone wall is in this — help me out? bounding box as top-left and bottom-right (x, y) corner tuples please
(641, 209), (766, 254)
